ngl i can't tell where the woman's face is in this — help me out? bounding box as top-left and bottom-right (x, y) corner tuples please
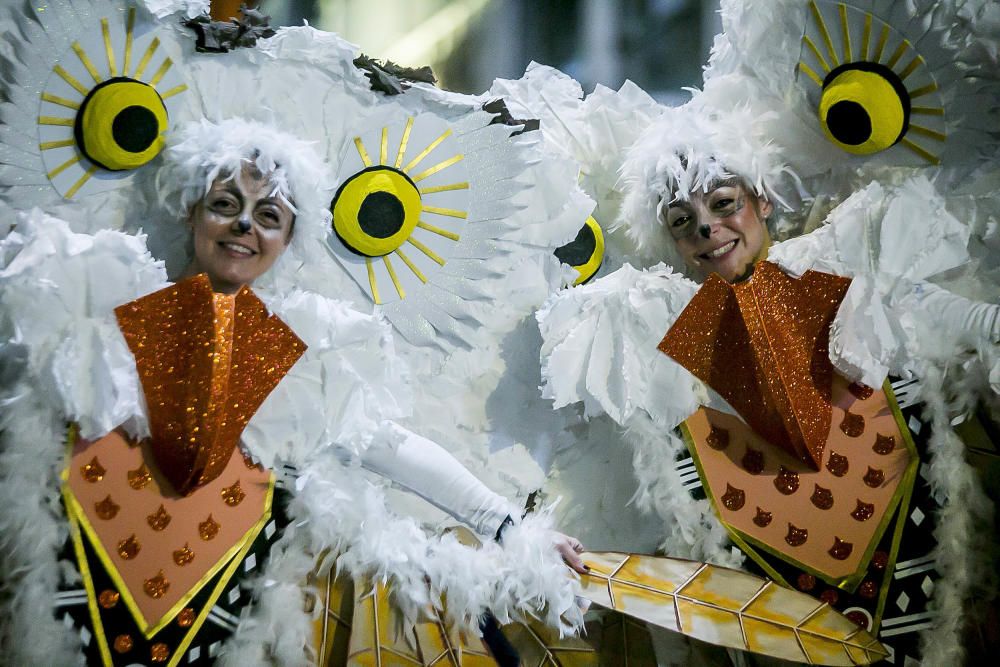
(664, 180), (772, 283)
(186, 164), (294, 294)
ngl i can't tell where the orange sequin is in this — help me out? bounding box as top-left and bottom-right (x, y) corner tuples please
(150, 642), (170, 662)
(113, 634), (133, 653)
(98, 590), (120, 609)
(118, 534), (140, 560)
(659, 263), (850, 469)
(177, 608), (196, 628)
(147, 504), (172, 531)
(173, 543), (195, 566)
(81, 456), (105, 483)
(199, 514), (220, 541)
(94, 495), (120, 520)
(143, 571), (170, 599)
(114, 275), (305, 495)
(128, 463), (152, 490)
(221, 479), (246, 507)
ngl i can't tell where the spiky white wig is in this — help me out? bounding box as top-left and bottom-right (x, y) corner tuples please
(155, 117), (334, 257)
(615, 97), (796, 266)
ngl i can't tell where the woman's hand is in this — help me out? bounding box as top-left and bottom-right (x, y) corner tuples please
(554, 533), (590, 574)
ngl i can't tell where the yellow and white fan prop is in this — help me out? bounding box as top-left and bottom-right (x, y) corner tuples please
(0, 0), (190, 209)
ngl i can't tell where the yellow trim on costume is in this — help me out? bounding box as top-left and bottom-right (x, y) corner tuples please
(402, 128), (451, 173)
(65, 493), (114, 666)
(47, 155), (80, 179)
(802, 35), (831, 73)
(148, 57), (173, 87)
(908, 82), (938, 99)
(382, 255), (405, 299)
(900, 137), (940, 165)
(41, 92), (81, 110)
(55, 64), (90, 96)
(72, 42), (103, 84)
(410, 153), (463, 183)
(798, 62), (824, 87)
(132, 36), (160, 80)
(873, 24), (889, 62)
(39, 116), (76, 126)
(838, 3), (851, 63)
(861, 13), (872, 61)
(885, 40), (909, 69)
(421, 204), (467, 219)
(679, 379), (920, 596)
(394, 248), (427, 283)
(416, 220), (460, 241)
(365, 257), (382, 304)
(911, 106), (944, 116)
(898, 55), (923, 81)
(123, 8), (136, 75)
(160, 84), (188, 100)
(419, 181), (469, 195)
(78, 79), (168, 171)
(570, 216), (605, 286)
(332, 168), (422, 256)
(101, 19), (117, 77)
(379, 126), (389, 165)
(65, 165), (99, 199)
(908, 124), (945, 142)
(810, 1), (840, 67)
(40, 139), (76, 151)
(407, 237), (445, 266)
(394, 116), (414, 168)
(353, 137), (373, 167)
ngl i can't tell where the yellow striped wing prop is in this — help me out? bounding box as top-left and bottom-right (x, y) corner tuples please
(577, 552), (889, 665)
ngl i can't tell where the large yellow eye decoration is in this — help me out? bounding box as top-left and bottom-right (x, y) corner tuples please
(797, 1), (945, 165)
(327, 114), (469, 306)
(555, 216), (605, 286)
(37, 7), (186, 199)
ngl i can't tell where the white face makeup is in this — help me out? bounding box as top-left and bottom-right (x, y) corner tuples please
(664, 180), (773, 284)
(185, 163), (294, 294)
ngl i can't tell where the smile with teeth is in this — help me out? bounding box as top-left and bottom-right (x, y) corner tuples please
(220, 241), (256, 256)
(701, 239), (737, 260)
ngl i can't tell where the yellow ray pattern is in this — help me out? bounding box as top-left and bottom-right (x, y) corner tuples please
(802, 35), (831, 73)
(861, 12), (872, 60)
(72, 42), (103, 84)
(160, 84), (188, 99)
(909, 124), (946, 142)
(65, 164), (99, 199)
(382, 255), (405, 299)
(101, 19), (117, 77)
(909, 82), (938, 99)
(810, 1), (839, 67)
(38, 116), (76, 126)
(41, 93), (80, 110)
(873, 24), (889, 61)
(839, 3), (851, 63)
(421, 205), (467, 219)
(911, 106), (945, 116)
(379, 127), (389, 165)
(885, 40), (909, 69)
(798, 62), (824, 87)
(132, 36), (160, 79)
(898, 55), (923, 81)
(39, 139), (76, 151)
(354, 137), (373, 167)
(900, 138), (940, 165)
(407, 238), (445, 266)
(394, 117), (414, 169)
(394, 248), (428, 283)
(54, 65), (89, 96)
(148, 57), (173, 86)
(416, 221), (460, 241)
(402, 129), (452, 173)
(123, 8), (136, 74)
(47, 155), (80, 179)
(411, 154), (464, 183)
(365, 258), (382, 304)
(418, 182), (469, 195)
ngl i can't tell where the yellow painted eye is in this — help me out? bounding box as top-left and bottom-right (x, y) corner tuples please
(76, 77), (168, 171)
(819, 63), (909, 155)
(555, 216), (605, 286)
(331, 166), (423, 257)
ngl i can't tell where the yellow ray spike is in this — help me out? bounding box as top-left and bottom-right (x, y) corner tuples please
(911, 106), (945, 116)
(160, 84), (188, 100)
(908, 124), (946, 142)
(886, 40), (909, 69)
(838, 3), (851, 63)
(810, 1), (840, 67)
(421, 205), (467, 219)
(71, 42), (102, 84)
(38, 116), (76, 126)
(39, 139), (76, 151)
(394, 248), (428, 283)
(133, 36), (160, 79)
(123, 8), (136, 74)
(802, 35), (831, 73)
(407, 238), (446, 266)
(47, 155), (80, 179)
(365, 258), (382, 304)
(873, 24), (889, 61)
(417, 221), (461, 241)
(900, 137), (940, 165)
(379, 126), (388, 165)
(861, 12), (872, 60)
(382, 255), (405, 299)
(909, 82), (938, 99)
(402, 128), (452, 173)
(148, 58), (173, 86)
(898, 55), (924, 81)
(101, 18), (117, 77)
(418, 181), (469, 194)
(798, 62), (824, 87)
(65, 164), (99, 199)
(411, 154), (464, 183)
(54, 65), (89, 96)
(41, 93), (80, 110)
(353, 137), (373, 167)
(394, 117), (415, 169)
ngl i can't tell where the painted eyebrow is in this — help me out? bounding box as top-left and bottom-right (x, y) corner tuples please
(705, 177), (741, 191)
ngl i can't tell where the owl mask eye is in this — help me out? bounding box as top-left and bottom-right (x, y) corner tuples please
(554, 216), (605, 287)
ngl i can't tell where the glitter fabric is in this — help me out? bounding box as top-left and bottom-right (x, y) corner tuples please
(785, 523), (808, 546)
(773, 466), (800, 495)
(859, 580), (877, 599)
(873, 433), (896, 455)
(81, 456), (105, 483)
(810, 484), (834, 510)
(721, 484), (746, 511)
(828, 537), (854, 561)
(150, 643), (170, 662)
(146, 505), (171, 531)
(172, 543), (195, 566)
(660, 262), (851, 469)
(113, 635), (133, 653)
(851, 500), (876, 522)
(826, 451), (849, 477)
(221, 479), (245, 507)
(863, 467), (885, 488)
(839, 409), (865, 437)
(98, 590), (120, 609)
(753, 507), (773, 527)
(127, 463), (152, 490)
(95, 495), (120, 520)
(143, 571), (169, 599)
(177, 608), (195, 628)
(115, 274), (305, 495)
(797, 573), (815, 591)
(198, 514), (220, 541)
(848, 382), (874, 400)
(820, 589), (839, 605)
(118, 535), (140, 560)
(707, 425), (730, 450)
(741, 447), (764, 474)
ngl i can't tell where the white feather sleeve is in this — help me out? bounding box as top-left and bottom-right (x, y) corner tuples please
(536, 263), (702, 429)
(0, 210), (167, 438)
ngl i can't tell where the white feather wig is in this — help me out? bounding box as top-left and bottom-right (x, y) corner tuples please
(615, 97), (797, 266)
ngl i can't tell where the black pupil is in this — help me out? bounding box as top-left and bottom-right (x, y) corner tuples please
(554, 222), (597, 266)
(358, 191), (405, 238)
(112, 105), (159, 153)
(826, 100), (872, 145)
